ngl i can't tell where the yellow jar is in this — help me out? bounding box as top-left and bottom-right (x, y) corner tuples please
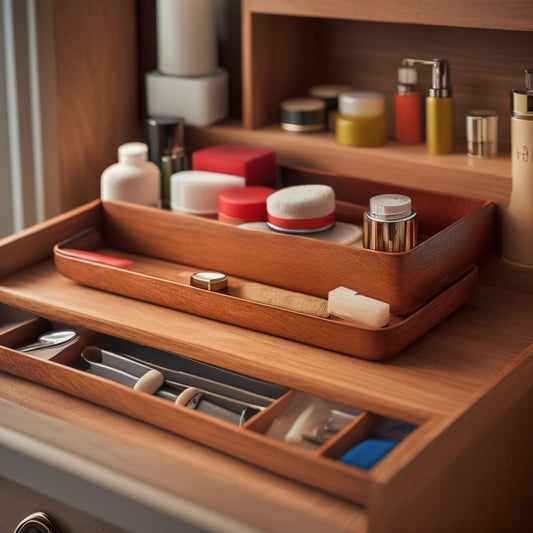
(335, 91), (387, 147)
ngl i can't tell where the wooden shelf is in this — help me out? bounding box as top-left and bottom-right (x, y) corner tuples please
(187, 121), (511, 204)
(245, 0), (533, 31)
(238, 1), (533, 195)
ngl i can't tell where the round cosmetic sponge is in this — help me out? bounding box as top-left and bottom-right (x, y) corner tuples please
(266, 184), (336, 233)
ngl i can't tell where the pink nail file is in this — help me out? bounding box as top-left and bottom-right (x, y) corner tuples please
(60, 248), (134, 268)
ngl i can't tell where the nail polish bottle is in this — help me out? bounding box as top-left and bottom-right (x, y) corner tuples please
(395, 65), (422, 144)
(502, 68), (533, 268)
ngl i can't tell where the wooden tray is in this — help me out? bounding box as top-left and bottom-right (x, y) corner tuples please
(53, 199), (482, 360)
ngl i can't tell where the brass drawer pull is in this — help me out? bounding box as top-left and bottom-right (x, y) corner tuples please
(14, 511), (60, 533)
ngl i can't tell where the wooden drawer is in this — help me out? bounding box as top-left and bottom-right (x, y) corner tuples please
(0, 306), (423, 505)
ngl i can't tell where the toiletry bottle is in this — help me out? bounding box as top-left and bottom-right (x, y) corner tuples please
(395, 65), (422, 144)
(147, 117), (188, 208)
(156, 0), (217, 77)
(502, 69), (533, 268)
(425, 59), (454, 154)
(101, 142), (160, 207)
(363, 194), (418, 252)
(402, 58), (454, 154)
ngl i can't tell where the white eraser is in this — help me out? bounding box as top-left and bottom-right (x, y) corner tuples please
(327, 286), (390, 328)
(145, 68), (228, 126)
(171, 170), (245, 215)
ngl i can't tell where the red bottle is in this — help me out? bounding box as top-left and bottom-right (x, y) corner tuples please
(395, 66), (422, 144)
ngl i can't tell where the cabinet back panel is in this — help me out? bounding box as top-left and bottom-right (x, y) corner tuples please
(245, 15), (533, 152)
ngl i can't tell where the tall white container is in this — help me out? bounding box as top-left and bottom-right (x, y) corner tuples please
(101, 142), (160, 207)
(156, 0), (217, 77)
(502, 69), (533, 268)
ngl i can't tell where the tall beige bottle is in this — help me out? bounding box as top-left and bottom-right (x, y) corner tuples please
(502, 69), (533, 268)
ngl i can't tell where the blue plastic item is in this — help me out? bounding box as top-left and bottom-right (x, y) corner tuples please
(339, 439), (398, 470)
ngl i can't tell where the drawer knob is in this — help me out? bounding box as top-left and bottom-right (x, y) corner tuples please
(14, 511), (60, 533)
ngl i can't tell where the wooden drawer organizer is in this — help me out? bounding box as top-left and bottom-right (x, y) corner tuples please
(0, 307), (418, 505)
(49, 170), (495, 361)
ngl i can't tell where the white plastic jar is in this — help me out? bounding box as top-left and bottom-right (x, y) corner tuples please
(101, 142), (160, 207)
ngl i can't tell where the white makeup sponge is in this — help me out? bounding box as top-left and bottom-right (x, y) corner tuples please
(266, 184), (336, 233)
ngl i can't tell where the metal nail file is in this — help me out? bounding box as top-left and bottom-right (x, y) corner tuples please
(81, 346), (164, 394)
(81, 347), (260, 425)
(159, 385), (260, 425)
(118, 352), (274, 407)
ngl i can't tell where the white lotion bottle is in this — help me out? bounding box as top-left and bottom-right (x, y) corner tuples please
(502, 69), (533, 268)
(101, 142), (160, 207)
(156, 0), (217, 77)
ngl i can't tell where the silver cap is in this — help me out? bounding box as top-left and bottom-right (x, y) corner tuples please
(466, 109), (498, 158)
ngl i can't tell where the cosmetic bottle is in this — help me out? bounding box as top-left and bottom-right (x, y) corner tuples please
(394, 65), (422, 144)
(156, 0), (217, 77)
(502, 69), (533, 268)
(402, 58), (454, 154)
(147, 117), (188, 208)
(425, 59), (454, 154)
(335, 91), (387, 147)
(363, 194), (418, 252)
(101, 142), (160, 207)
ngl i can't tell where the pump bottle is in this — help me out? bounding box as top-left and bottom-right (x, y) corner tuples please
(502, 69), (533, 268)
(402, 58), (454, 154)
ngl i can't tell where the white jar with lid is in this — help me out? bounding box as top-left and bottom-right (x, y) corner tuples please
(335, 91), (387, 147)
(101, 142), (160, 207)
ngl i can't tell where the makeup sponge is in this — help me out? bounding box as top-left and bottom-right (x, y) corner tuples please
(266, 184), (336, 233)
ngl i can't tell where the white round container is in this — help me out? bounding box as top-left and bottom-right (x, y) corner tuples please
(338, 91), (386, 117)
(170, 170), (245, 216)
(101, 142), (160, 207)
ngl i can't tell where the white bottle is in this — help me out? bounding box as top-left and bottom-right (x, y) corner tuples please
(101, 142), (160, 207)
(502, 69), (533, 268)
(156, 0), (217, 77)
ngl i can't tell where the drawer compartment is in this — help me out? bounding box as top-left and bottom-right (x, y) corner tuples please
(0, 306), (423, 505)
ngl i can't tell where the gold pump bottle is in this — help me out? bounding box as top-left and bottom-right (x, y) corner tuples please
(502, 69), (533, 268)
(402, 58), (454, 154)
(426, 60), (454, 154)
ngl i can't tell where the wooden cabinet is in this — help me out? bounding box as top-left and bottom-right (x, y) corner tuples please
(0, 191), (532, 533)
(188, 0), (533, 204)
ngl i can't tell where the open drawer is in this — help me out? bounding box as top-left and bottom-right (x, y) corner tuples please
(0, 306), (424, 505)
